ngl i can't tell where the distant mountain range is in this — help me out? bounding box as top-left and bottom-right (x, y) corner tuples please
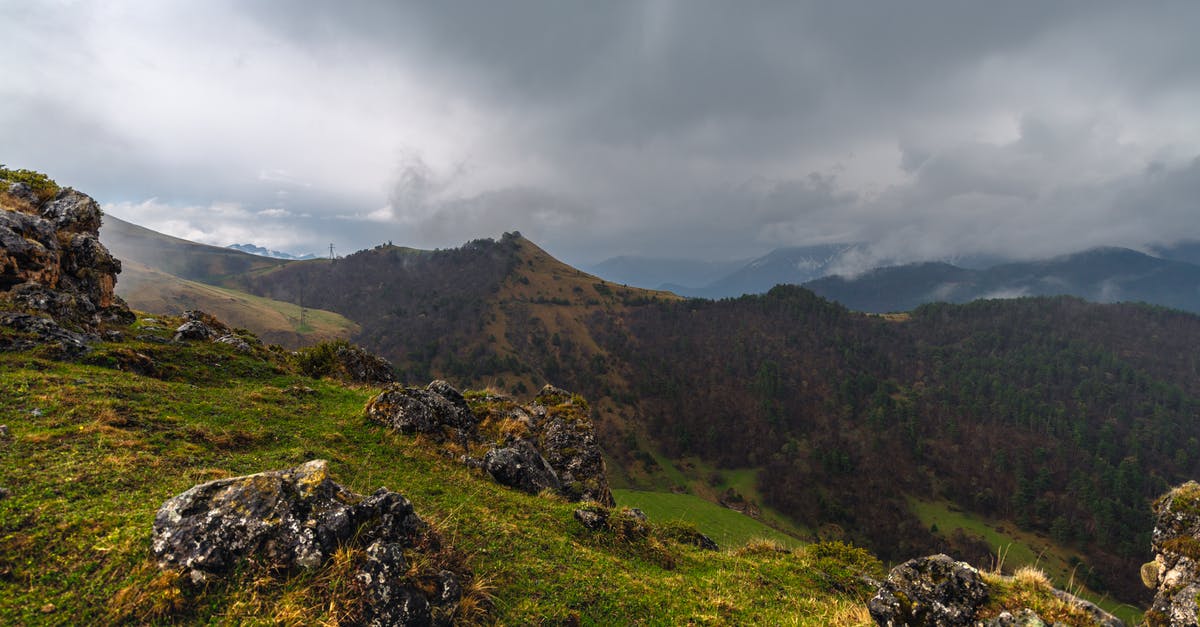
(589, 245), (1011, 299)
(227, 243), (316, 260)
(589, 241), (1200, 314)
(805, 246), (1200, 314)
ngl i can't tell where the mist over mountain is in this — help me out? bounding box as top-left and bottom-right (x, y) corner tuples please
(584, 256), (748, 291)
(805, 247), (1200, 314)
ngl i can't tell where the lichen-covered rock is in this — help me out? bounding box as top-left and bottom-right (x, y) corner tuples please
(39, 188), (102, 234)
(366, 380), (476, 437)
(214, 334), (254, 353)
(483, 439), (562, 496)
(867, 554), (989, 627)
(531, 384), (614, 506)
(173, 320), (215, 342)
(152, 460), (466, 623)
(152, 460), (380, 578)
(1145, 481), (1200, 626)
(574, 505), (610, 531)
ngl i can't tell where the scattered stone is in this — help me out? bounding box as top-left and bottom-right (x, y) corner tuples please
(0, 424), (8, 438)
(173, 320), (215, 342)
(574, 505), (610, 531)
(366, 380), (477, 438)
(867, 554), (989, 627)
(30, 408), (43, 418)
(0, 487), (10, 501)
(39, 603), (55, 614)
(214, 334), (253, 353)
(483, 439), (562, 496)
(135, 333), (171, 344)
(288, 385), (317, 396)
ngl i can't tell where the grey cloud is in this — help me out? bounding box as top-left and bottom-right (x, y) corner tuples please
(4, 1), (1200, 267)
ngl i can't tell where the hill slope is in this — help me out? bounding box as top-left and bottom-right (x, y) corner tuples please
(0, 315), (894, 625)
(103, 219), (1200, 608)
(116, 260), (358, 347)
(230, 239), (1200, 605)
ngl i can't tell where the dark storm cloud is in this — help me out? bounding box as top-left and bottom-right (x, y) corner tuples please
(3, 1), (1200, 264)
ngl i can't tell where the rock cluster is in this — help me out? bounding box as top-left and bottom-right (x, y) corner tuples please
(1144, 481), (1200, 626)
(867, 554), (1122, 627)
(170, 310), (259, 353)
(365, 381), (614, 505)
(152, 459), (465, 625)
(1, 184), (132, 331)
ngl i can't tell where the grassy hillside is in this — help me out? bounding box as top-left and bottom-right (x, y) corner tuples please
(116, 260), (358, 348)
(106, 220), (1200, 607)
(0, 317), (892, 625)
(612, 489), (803, 549)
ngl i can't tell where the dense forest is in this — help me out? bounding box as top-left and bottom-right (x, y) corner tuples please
(236, 236), (1200, 603)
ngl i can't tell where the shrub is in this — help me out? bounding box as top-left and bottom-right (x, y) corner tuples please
(0, 165), (60, 203)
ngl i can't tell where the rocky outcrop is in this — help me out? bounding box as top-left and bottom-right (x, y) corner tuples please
(868, 554), (989, 626)
(366, 381), (614, 505)
(0, 184), (131, 329)
(1145, 481), (1200, 626)
(531, 385), (614, 506)
(152, 459), (467, 625)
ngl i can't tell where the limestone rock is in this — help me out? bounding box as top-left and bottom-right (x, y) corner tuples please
(1, 185), (131, 329)
(574, 505), (610, 531)
(1146, 481), (1200, 626)
(214, 334), (254, 353)
(867, 554), (989, 627)
(0, 210), (59, 290)
(531, 384), (614, 506)
(152, 460), (379, 577)
(365, 380), (476, 437)
(173, 320), (215, 342)
(483, 439), (562, 496)
(39, 188), (102, 234)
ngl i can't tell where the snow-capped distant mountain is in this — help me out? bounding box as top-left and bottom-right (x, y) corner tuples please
(227, 243), (317, 260)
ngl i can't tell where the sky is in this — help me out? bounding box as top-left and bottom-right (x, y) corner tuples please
(3, 1), (1200, 270)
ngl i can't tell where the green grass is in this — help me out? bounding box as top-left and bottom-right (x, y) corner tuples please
(910, 498), (1142, 625)
(613, 489), (803, 550)
(0, 319), (884, 625)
